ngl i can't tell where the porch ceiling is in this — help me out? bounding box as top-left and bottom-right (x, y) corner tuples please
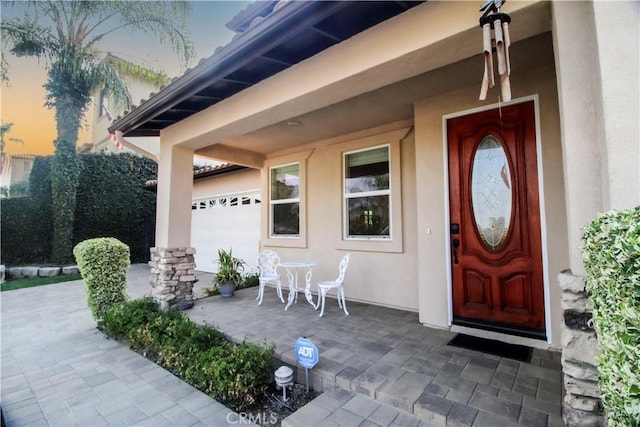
(203, 31), (556, 157)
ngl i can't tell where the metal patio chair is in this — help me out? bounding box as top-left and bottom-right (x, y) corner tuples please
(256, 250), (285, 305)
(316, 253), (351, 317)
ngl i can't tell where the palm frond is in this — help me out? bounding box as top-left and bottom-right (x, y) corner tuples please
(1, 18), (56, 59)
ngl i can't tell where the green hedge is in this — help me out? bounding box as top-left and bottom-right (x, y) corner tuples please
(74, 154), (157, 262)
(0, 156), (54, 265)
(582, 206), (640, 426)
(0, 197), (52, 264)
(1, 153), (156, 265)
(101, 298), (275, 411)
(73, 237), (131, 322)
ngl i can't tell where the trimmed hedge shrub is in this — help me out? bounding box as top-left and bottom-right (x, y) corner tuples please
(0, 153), (156, 266)
(74, 153), (157, 263)
(101, 298), (275, 411)
(582, 206), (640, 426)
(0, 197), (52, 264)
(73, 237), (131, 322)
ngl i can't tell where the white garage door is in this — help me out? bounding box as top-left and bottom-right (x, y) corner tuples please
(191, 191), (261, 273)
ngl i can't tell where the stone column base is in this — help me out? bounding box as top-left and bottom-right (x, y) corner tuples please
(149, 247), (196, 310)
(558, 269), (605, 426)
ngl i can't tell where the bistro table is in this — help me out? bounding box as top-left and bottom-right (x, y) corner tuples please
(280, 261), (317, 311)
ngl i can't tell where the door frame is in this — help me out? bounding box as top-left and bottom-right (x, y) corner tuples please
(441, 95), (552, 344)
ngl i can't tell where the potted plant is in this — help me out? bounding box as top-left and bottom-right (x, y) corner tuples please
(213, 248), (245, 297)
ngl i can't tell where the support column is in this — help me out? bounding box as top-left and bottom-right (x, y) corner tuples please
(551, 1), (604, 277)
(552, 4), (639, 425)
(552, 1), (640, 276)
(591, 1), (640, 209)
(150, 139), (196, 308)
(149, 247), (196, 310)
(558, 270), (604, 426)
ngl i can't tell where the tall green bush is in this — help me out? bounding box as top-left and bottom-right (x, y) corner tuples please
(582, 206), (640, 426)
(73, 237), (130, 322)
(0, 156), (53, 264)
(51, 140), (81, 264)
(74, 153), (157, 262)
(1, 153), (156, 265)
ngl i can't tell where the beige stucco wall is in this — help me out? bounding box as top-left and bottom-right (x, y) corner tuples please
(552, 1), (640, 276)
(261, 122), (420, 311)
(91, 74), (161, 156)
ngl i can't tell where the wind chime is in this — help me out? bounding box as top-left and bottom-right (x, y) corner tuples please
(479, 0), (512, 102)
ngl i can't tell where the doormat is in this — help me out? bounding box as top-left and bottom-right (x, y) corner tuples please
(447, 334), (533, 363)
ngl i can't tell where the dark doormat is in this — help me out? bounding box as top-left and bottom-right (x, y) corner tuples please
(447, 334), (533, 363)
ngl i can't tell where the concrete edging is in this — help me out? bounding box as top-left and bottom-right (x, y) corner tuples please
(4, 265), (79, 279)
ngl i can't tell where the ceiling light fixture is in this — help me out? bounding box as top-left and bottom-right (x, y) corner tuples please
(286, 120), (301, 127)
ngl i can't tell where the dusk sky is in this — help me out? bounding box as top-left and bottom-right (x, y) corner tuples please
(0, 1), (251, 156)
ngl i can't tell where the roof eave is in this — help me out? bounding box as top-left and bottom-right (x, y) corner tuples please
(108, 1), (346, 137)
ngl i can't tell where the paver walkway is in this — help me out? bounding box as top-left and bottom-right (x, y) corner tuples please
(2, 264), (565, 426)
(0, 270), (246, 427)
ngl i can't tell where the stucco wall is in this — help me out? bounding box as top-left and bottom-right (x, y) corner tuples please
(262, 122), (420, 312)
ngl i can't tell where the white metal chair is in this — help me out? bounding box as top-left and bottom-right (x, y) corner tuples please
(316, 253), (350, 317)
(256, 250), (285, 305)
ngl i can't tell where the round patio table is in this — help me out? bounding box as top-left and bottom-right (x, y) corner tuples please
(280, 261), (317, 311)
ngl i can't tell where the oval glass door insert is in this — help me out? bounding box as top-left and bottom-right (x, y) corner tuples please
(471, 135), (512, 250)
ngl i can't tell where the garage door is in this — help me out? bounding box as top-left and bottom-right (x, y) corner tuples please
(191, 191), (261, 273)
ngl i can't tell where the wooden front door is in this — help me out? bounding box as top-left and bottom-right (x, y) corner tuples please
(447, 101), (545, 338)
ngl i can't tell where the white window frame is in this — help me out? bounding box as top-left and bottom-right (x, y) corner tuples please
(269, 162), (300, 238)
(343, 144), (392, 241)
(262, 149), (312, 249)
(331, 127), (407, 253)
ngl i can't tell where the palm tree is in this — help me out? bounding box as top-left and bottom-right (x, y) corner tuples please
(1, 1), (195, 263)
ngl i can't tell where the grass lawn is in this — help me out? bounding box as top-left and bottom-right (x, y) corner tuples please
(1, 273), (83, 292)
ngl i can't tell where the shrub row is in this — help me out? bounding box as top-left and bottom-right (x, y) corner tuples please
(582, 206), (640, 426)
(101, 298), (275, 411)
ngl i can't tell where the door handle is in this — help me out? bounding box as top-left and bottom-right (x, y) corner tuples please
(452, 238), (460, 264)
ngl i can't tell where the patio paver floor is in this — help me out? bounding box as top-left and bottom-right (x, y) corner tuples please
(181, 268), (564, 427)
(2, 264), (563, 426)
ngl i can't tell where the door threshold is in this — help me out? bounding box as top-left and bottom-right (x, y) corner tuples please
(450, 324), (552, 350)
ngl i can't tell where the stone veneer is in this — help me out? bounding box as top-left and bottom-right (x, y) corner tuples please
(559, 269), (605, 426)
(149, 247), (197, 310)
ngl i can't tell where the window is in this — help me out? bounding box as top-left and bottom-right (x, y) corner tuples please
(344, 145), (391, 239)
(270, 163), (300, 237)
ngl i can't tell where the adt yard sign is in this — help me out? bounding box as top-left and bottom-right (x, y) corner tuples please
(295, 337), (319, 369)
